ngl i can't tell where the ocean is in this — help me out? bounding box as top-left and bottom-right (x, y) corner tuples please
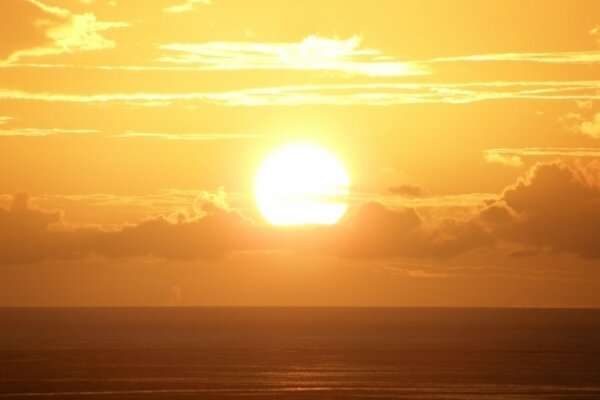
(0, 308), (599, 399)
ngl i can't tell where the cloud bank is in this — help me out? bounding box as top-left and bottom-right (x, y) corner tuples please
(2, 161), (600, 266)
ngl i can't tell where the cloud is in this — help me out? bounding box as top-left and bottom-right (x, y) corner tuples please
(1, 80), (599, 106)
(0, 0), (129, 64)
(484, 148), (600, 167)
(91, 203), (256, 260)
(590, 25), (600, 45)
(0, 193), (255, 265)
(0, 120), (261, 140)
(561, 111), (600, 139)
(18, 189), (250, 225)
(0, 126), (262, 140)
(2, 161), (600, 265)
(388, 184), (428, 197)
(374, 260), (590, 281)
(0, 193), (69, 265)
(117, 131), (265, 141)
(379, 193), (495, 209)
(0, 128), (100, 137)
(0, 114), (100, 137)
(484, 150), (524, 167)
(158, 35), (428, 77)
(164, 0), (211, 14)
(429, 50), (600, 65)
(336, 201), (493, 259)
(579, 113), (600, 138)
(5, 48), (600, 72)
(483, 161), (600, 259)
(0, 116), (13, 125)
(0, 191), (491, 265)
(207, 80), (600, 106)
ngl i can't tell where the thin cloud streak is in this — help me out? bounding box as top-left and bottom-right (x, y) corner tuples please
(429, 50), (600, 64)
(0, 116), (13, 125)
(485, 147), (600, 167)
(163, 0), (211, 14)
(0, 127), (264, 140)
(117, 131), (266, 140)
(0, 127), (100, 137)
(351, 191), (495, 209)
(3, 48), (599, 71)
(1, 80), (599, 106)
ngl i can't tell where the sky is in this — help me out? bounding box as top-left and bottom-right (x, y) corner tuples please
(1, 0), (600, 307)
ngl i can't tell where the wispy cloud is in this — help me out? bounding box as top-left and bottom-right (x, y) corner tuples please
(163, 0), (211, 14)
(1, 80), (599, 106)
(561, 111), (600, 139)
(0, 116), (13, 125)
(579, 113), (600, 138)
(0, 127), (100, 137)
(353, 191), (495, 209)
(3, 44), (600, 74)
(3, 0), (129, 64)
(158, 35), (428, 77)
(429, 50), (600, 65)
(484, 150), (524, 167)
(0, 126), (265, 140)
(484, 147), (600, 167)
(117, 131), (265, 140)
(368, 260), (585, 281)
(590, 25), (600, 45)
(210, 80), (600, 106)
(5, 46), (600, 72)
(0, 189), (250, 226)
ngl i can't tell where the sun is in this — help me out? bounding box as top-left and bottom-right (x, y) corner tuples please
(254, 142), (350, 226)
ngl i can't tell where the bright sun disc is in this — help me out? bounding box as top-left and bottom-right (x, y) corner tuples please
(254, 143), (350, 226)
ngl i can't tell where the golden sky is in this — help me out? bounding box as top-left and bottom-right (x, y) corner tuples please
(1, 0), (600, 306)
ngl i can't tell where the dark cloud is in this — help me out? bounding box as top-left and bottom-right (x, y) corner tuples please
(340, 202), (424, 258)
(336, 201), (492, 258)
(0, 195), (255, 265)
(0, 193), (490, 265)
(2, 160), (600, 265)
(91, 204), (256, 260)
(0, 193), (75, 265)
(485, 161), (600, 259)
(388, 184), (428, 197)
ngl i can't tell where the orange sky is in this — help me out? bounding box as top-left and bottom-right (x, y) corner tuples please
(1, 0), (600, 306)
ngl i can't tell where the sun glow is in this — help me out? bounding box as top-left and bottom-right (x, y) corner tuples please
(254, 143), (350, 226)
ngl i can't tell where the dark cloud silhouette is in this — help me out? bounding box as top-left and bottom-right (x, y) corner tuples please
(388, 184), (428, 197)
(340, 202), (425, 258)
(1, 160), (599, 265)
(0, 195), (255, 265)
(485, 161), (600, 259)
(0, 193), (74, 265)
(0, 193), (490, 265)
(91, 203), (256, 260)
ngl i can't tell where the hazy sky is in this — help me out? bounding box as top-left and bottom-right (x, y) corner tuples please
(1, 0), (600, 306)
